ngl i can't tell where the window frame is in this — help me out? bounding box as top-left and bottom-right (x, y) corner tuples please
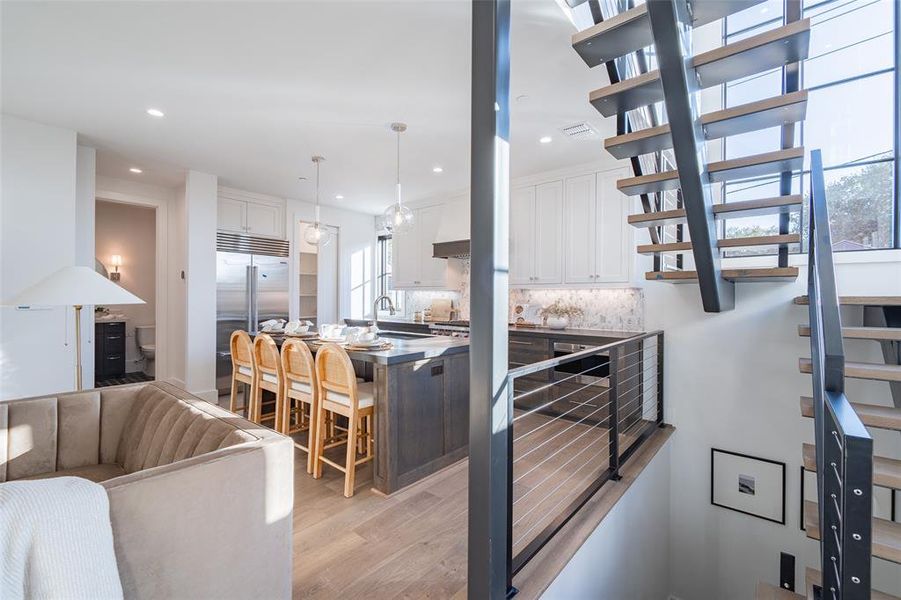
(721, 0), (900, 252)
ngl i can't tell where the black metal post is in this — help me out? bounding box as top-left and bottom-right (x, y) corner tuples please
(779, 0), (801, 267)
(645, 0), (734, 312)
(656, 333), (664, 426)
(468, 0), (511, 598)
(608, 346), (621, 480)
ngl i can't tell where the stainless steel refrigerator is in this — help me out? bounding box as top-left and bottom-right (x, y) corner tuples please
(215, 233), (290, 395)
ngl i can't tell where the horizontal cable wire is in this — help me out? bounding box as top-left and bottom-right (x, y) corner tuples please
(513, 412), (613, 485)
(513, 382), (612, 424)
(512, 394), (612, 444)
(513, 398), (614, 465)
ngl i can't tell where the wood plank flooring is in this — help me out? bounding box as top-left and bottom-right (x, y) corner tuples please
(292, 412), (662, 598)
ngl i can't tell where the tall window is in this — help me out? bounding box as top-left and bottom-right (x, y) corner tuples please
(724, 0), (897, 251)
(350, 246), (372, 319)
(376, 235), (404, 314)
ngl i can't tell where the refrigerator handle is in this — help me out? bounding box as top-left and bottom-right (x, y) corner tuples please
(245, 265), (254, 333)
(250, 265), (259, 333)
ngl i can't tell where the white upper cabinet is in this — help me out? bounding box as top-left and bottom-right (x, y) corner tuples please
(564, 174), (596, 285)
(509, 186), (536, 286)
(561, 168), (631, 284)
(217, 189), (286, 239)
(532, 181), (564, 284)
(391, 204), (451, 289)
(510, 181), (564, 286)
(595, 168), (631, 283)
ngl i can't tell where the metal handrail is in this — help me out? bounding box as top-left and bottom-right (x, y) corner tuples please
(806, 149), (873, 599)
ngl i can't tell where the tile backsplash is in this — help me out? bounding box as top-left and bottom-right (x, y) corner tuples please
(405, 258), (644, 331)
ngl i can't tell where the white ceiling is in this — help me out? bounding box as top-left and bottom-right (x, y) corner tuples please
(2, 1), (613, 214)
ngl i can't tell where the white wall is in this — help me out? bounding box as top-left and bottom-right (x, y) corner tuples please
(95, 200), (156, 372)
(642, 252), (901, 599)
(0, 115), (78, 399)
(543, 439), (672, 600)
(287, 198), (377, 321)
(183, 170), (218, 401)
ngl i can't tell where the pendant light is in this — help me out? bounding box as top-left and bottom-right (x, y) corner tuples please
(381, 122), (414, 234)
(304, 155), (332, 247)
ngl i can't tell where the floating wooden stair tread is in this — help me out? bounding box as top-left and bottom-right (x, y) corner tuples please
(804, 500), (901, 564)
(628, 196), (802, 228)
(618, 148), (804, 196)
(637, 234), (799, 255)
(572, 1), (766, 69)
(605, 91), (808, 159)
(646, 267), (799, 283)
(590, 19), (811, 117)
(755, 581), (804, 600)
(799, 358), (901, 383)
(794, 295), (901, 306)
(805, 567), (900, 600)
(802, 443), (901, 489)
(798, 324), (901, 341)
(801, 395), (901, 432)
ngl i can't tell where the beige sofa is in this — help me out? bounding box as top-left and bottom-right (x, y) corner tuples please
(0, 380), (294, 599)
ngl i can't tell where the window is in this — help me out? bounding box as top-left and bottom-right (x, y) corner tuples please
(376, 235), (404, 315)
(723, 0), (897, 251)
(350, 246), (372, 319)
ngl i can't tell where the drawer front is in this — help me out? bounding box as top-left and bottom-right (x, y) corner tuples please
(509, 334), (549, 353)
(103, 332), (126, 353)
(103, 354), (126, 377)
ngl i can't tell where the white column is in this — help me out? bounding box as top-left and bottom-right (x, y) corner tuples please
(183, 170), (218, 401)
(75, 145), (97, 388)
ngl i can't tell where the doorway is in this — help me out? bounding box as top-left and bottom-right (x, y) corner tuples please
(297, 221), (339, 325)
(94, 199), (157, 386)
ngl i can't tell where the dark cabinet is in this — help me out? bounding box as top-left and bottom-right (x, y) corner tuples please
(95, 321), (126, 381)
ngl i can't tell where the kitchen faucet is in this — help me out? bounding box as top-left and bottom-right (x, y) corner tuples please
(372, 295), (396, 328)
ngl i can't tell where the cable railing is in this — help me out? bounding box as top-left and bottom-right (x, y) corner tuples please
(806, 148), (873, 599)
(503, 331), (664, 590)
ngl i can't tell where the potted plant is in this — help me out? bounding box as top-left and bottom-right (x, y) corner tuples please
(541, 300), (583, 330)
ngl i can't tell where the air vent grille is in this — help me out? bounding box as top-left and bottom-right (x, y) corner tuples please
(217, 232), (290, 257)
(560, 122), (600, 140)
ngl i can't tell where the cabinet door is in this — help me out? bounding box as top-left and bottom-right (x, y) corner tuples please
(509, 186), (535, 286)
(533, 180), (564, 284)
(218, 197), (246, 233)
(391, 222), (420, 289)
(595, 168), (632, 282)
(417, 205), (447, 287)
(564, 174), (597, 284)
(246, 201), (283, 238)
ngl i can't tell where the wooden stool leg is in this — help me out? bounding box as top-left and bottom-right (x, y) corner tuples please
(306, 399), (317, 475)
(229, 373), (238, 413)
(367, 414), (373, 458)
(313, 403), (327, 479)
(343, 414), (358, 497)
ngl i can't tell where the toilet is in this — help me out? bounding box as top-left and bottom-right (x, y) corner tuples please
(135, 325), (156, 377)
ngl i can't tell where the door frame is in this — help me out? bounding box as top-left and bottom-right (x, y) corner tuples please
(291, 217), (339, 324)
(94, 188), (170, 381)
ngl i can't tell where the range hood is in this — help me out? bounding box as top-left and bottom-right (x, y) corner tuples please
(432, 196), (471, 259)
(433, 239), (470, 259)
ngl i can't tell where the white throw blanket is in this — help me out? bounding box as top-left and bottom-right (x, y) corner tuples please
(0, 476), (123, 600)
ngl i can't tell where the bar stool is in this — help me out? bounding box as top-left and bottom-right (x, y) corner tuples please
(312, 343), (375, 497)
(281, 338), (318, 473)
(250, 334), (285, 431)
(229, 330), (255, 417)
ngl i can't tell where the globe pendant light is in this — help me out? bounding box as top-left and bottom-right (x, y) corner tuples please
(304, 155), (332, 247)
(381, 122), (414, 234)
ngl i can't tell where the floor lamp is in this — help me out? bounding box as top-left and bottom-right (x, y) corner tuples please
(10, 265), (144, 390)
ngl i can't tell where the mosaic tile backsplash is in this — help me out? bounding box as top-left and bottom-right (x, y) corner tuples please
(405, 259), (644, 331)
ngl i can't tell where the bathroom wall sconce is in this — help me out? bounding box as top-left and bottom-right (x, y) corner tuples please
(110, 255), (122, 281)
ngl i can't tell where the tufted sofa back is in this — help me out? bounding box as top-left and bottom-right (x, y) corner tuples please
(0, 381), (259, 482)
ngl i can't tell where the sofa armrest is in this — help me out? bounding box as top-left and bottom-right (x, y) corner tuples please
(102, 437), (294, 600)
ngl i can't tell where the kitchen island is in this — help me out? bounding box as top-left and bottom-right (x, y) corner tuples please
(266, 332), (470, 495)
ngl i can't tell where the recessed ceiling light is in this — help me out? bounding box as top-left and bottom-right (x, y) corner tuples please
(129, 167), (143, 174)
(539, 136), (552, 144)
(146, 108), (165, 118)
(335, 194), (344, 200)
(432, 166), (444, 173)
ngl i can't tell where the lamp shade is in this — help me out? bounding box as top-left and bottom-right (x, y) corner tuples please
(7, 266), (145, 306)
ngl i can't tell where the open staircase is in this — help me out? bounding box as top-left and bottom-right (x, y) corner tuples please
(569, 0), (810, 312)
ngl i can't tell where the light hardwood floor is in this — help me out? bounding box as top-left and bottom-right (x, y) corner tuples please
(291, 411), (660, 598)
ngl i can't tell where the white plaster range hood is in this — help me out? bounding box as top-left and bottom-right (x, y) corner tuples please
(432, 195), (470, 259)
